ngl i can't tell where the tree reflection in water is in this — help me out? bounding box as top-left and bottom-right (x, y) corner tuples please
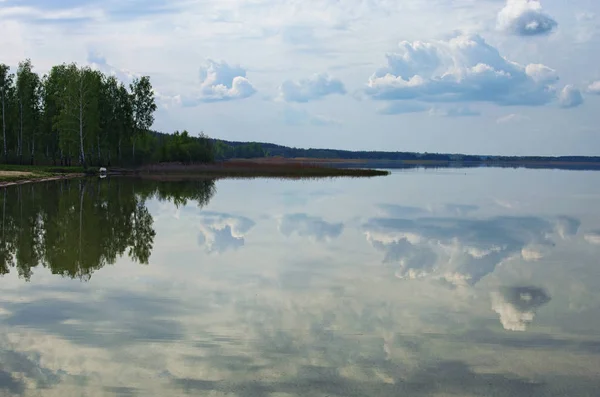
(0, 177), (216, 281)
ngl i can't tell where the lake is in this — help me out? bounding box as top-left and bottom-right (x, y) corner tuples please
(1, 168), (600, 396)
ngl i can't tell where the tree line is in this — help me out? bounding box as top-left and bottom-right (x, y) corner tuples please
(0, 177), (217, 281)
(0, 59), (215, 167)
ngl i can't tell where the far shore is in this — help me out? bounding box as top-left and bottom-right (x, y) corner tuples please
(242, 157), (600, 171)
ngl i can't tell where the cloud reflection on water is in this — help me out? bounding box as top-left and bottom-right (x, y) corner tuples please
(363, 214), (568, 285)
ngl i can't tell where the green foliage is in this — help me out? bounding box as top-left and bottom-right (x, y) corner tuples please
(54, 63), (102, 166)
(16, 59), (41, 164)
(213, 140), (266, 160)
(159, 130), (214, 163)
(0, 59), (215, 167)
(0, 64), (14, 161)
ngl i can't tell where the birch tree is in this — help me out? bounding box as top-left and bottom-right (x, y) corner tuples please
(16, 59), (36, 164)
(0, 64), (13, 162)
(115, 82), (133, 165)
(56, 64), (100, 166)
(130, 76), (156, 163)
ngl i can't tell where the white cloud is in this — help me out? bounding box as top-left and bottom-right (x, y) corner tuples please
(587, 81), (600, 95)
(496, 113), (530, 124)
(497, 0), (558, 36)
(525, 64), (558, 85)
(184, 59), (256, 105)
(154, 90), (182, 109)
(279, 73), (346, 102)
(558, 85), (584, 109)
(365, 33), (559, 107)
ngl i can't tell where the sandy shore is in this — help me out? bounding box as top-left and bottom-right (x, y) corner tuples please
(0, 172), (84, 188)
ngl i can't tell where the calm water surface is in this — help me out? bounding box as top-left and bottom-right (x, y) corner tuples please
(1, 168), (600, 396)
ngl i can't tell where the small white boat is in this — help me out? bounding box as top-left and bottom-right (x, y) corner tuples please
(99, 167), (107, 178)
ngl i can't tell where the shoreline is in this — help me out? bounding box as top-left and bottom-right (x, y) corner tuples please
(0, 173), (84, 188)
(0, 161), (389, 187)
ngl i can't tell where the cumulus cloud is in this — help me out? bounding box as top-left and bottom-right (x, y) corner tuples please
(186, 59), (256, 104)
(497, 0), (558, 36)
(197, 212), (256, 253)
(525, 64), (559, 85)
(154, 90), (182, 109)
(365, 33), (558, 107)
(279, 214), (343, 242)
(491, 286), (551, 331)
(279, 73), (346, 102)
(587, 81), (600, 95)
(558, 85), (584, 109)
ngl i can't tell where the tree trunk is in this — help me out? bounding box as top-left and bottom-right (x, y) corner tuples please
(18, 101), (23, 164)
(1, 93), (6, 162)
(79, 95), (85, 167)
(118, 137), (122, 165)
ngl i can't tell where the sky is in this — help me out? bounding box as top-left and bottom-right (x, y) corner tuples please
(1, 0), (599, 155)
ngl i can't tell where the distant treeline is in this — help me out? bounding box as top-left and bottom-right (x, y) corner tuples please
(212, 139), (600, 164)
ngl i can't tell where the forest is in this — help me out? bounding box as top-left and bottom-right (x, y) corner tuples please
(0, 177), (216, 280)
(0, 59), (215, 167)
